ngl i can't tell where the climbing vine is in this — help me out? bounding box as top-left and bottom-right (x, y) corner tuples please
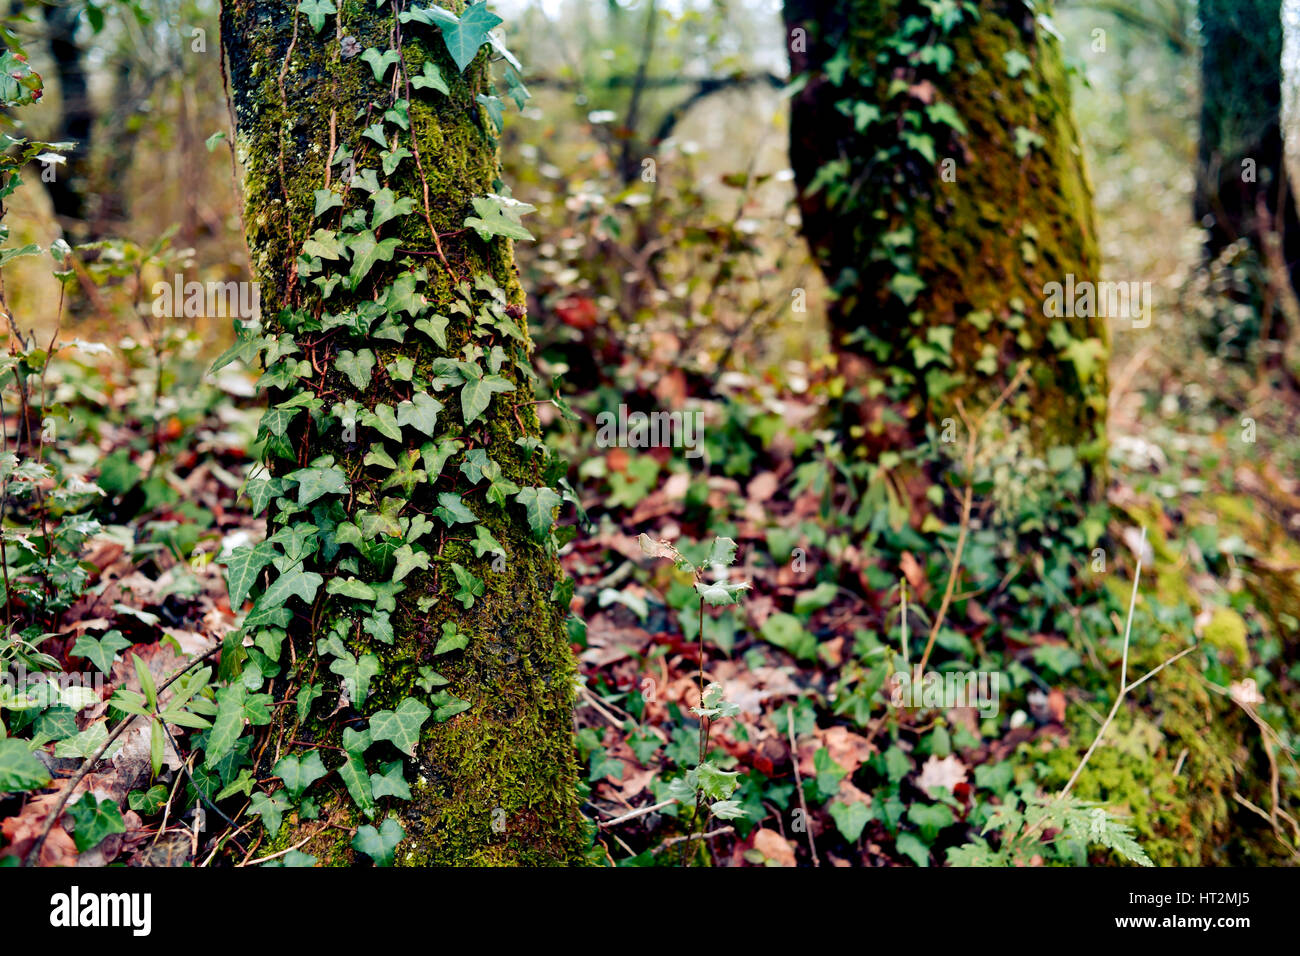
(202, 0), (587, 864)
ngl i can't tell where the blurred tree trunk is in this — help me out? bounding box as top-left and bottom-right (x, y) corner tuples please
(783, 0), (1106, 494)
(221, 0), (585, 865)
(40, 1), (94, 236)
(1195, 0), (1300, 313)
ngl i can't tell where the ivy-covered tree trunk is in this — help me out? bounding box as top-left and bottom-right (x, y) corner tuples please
(783, 1), (1106, 489)
(218, 0), (586, 865)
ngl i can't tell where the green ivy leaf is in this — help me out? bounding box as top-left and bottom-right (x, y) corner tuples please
(67, 792), (126, 852)
(470, 524), (505, 559)
(274, 750), (329, 800)
(204, 682), (246, 769)
(370, 760), (412, 800)
(430, 689), (471, 722)
(335, 349), (376, 390)
(346, 232), (400, 290)
(249, 790), (289, 838)
(448, 562), (484, 608)
(222, 542), (278, 610)
(379, 448), (425, 496)
(829, 799), (872, 842)
(421, 439), (462, 478)
(385, 271), (427, 316)
(391, 544), (431, 582)
(381, 145), (413, 176)
(370, 187), (417, 230)
(433, 620), (468, 655)
(314, 188), (344, 218)
(514, 486), (561, 541)
(888, 272), (925, 306)
(463, 193), (535, 242)
(410, 59), (450, 95)
(338, 748), (375, 817)
(327, 577), (378, 601)
(296, 0), (336, 33)
(352, 816), (404, 866)
(360, 47), (401, 82)
(459, 371), (515, 424)
(0, 737), (51, 792)
(369, 697), (431, 757)
(396, 392), (443, 436)
(433, 491), (477, 526)
(433, 1), (501, 72)
(413, 314), (449, 349)
(330, 651), (380, 704)
(70, 629), (131, 674)
(476, 93), (504, 132)
(301, 228), (344, 261)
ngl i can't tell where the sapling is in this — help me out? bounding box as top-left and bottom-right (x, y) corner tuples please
(638, 533), (750, 862)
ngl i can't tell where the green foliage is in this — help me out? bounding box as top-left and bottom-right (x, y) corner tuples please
(66, 792), (127, 853)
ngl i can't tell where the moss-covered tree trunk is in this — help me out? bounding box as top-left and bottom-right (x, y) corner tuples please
(1196, 0), (1299, 293)
(784, 0), (1106, 490)
(219, 0), (585, 865)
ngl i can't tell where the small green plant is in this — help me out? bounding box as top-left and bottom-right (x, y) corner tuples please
(638, 533), (750, 862)
(948, 793), (1152, 867)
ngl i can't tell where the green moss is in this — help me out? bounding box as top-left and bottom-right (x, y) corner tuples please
(1015, 635), (1290, 865)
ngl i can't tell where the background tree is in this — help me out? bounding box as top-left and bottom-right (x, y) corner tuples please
(219, 0), (586, 865)
(783, 0), (1107, 498)
(1195, 0), (1300, 349)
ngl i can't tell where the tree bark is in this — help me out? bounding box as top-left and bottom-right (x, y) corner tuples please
(783, 0), (1106, 488)
(41, 1), (94, 235)
(220, 0), (586, 865)
(1196, 0), (1299, 285)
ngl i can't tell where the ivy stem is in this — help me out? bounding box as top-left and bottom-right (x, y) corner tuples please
(684, 590), (709, 865)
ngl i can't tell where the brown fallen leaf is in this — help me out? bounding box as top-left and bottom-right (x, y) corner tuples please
(750, 828), (797, 867)
(747, 471), (779, 503)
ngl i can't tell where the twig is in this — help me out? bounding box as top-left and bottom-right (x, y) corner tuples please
(787, 704), (820, 867)
(600, 799), (675, 828)
(916, 363), (1029, 677)
(244, 836), (313, 866)
(654, 826), (734, 852)
(1022, 529), (1196, 844)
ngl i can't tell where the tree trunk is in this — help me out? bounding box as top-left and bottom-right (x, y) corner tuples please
(41, 1), (94, 235)
(1196, 0), (1299, 288)
(220, 0), (586, 865)
(783, 0), (1106, 489)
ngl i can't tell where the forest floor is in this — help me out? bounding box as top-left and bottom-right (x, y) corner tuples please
(3, 303), (1299, 867)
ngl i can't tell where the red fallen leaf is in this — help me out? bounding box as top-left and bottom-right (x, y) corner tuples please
(554, 295), (598, 330)
(1048, 687), (1067, 723)
(1, 793), (79, 867)
(606, 446), (630, 474)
